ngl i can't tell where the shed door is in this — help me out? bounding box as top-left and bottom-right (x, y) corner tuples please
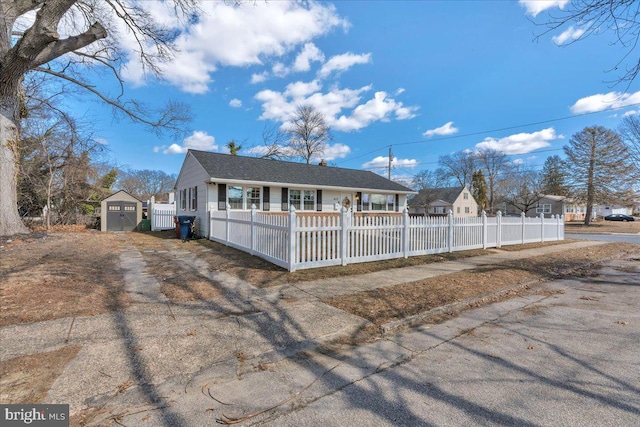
(106, 202), (138, 231)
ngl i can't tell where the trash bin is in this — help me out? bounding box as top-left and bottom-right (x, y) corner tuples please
(177, 216), (196, 241)
(140, 219), (151, 231)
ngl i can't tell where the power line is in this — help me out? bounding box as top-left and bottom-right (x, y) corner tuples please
(336, 102), (640, 165)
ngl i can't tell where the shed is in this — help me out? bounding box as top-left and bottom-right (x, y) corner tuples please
(101, 190), (143, 232)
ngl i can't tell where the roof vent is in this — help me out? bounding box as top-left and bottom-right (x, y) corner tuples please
(319, 159), (327, 166)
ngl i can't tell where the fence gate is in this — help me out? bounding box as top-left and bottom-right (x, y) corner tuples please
(106, 201), (138, 231)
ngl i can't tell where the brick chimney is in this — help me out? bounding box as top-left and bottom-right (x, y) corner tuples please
(319, 159), (327, 166)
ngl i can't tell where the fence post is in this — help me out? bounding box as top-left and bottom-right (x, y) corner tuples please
(288, 205), (297, 272)
(558, 215), (563, 240)
(149, 196), (155, 231)
(340, 207), (349, 266)
(540, 213), (545, 242)
(447, 210), (454, 253)
(496, 211), (502, 248)
(402, 208), (409, 258)
(250, 204), (257, 255)
(482, 210), (487, 249)
(521, 211), (526, 244)
(225, 203), (231, 244)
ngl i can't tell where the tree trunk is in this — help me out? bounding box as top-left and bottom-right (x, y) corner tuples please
(0, 88), (28, 235)
(584, 139), (597, 226)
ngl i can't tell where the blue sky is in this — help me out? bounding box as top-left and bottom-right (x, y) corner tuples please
(70, 1), (640, 184)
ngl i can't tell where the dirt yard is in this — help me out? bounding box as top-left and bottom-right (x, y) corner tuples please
(1, 225), (639, 425)
(565, 219), (640, 234)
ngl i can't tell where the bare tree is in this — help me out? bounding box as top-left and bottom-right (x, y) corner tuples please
(564, 126), (635, 225)
(259, 123), (289, 160)
(285, 104), (331, 164)
(117, 169), (176, 201)
(438, 151), (477, 188)
(618, 115), (640, 176)
(1, 0), (195, 236)
(532, 0), (640, 86)
(411, 169), (437, 191)
(477, 148), (507, 214)
(499, 166), (544, 216)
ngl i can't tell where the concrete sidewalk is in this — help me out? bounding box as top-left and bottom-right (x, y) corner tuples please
(0, 238), (613, 425)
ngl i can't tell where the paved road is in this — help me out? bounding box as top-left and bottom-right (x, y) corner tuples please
(567, 232), (640, 244)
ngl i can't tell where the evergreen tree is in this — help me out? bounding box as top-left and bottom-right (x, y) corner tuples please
(564, 126), (635, 225)
(540, 155), (567, 195)
(471, 169), (488, 212)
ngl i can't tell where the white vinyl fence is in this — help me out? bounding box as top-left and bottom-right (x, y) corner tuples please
(210, 207), (564, 272)
(148, 197), (176, 231)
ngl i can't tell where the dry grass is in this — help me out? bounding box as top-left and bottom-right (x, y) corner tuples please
(0, 346), (81, 403)
(322, 243), (640, 326)
(0, 232), (128, 327)
(565, 220), (640, 234)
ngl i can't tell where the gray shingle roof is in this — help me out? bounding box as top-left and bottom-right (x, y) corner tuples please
(189, 150), (414, 193)
(408, 186), (465, 206)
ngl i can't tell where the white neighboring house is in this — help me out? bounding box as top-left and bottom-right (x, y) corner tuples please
(407, 186), (478, 217)
(174, 150), (417, 237)
(593, 204), (633, 218)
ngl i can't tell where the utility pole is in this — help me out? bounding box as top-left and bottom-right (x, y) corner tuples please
(388, 145), (393, 180)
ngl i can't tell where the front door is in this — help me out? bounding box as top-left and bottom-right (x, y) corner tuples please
(106, 202), (138, 231)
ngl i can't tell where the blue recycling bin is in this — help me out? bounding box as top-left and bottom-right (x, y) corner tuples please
(177, 216), (196, 240)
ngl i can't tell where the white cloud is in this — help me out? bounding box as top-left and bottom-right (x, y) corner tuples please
(334, 91), (418, 131)
(251, 72), (269, 84)
(395, 88), (406, 95)
(255, 81), (418, 132)
(322, 143), (351, 161)
(293, 43), (325, 72)
(623, 109), (640, 117)
(120, 2), (348, 93)
(94, 137), (108, 145)
(361, 156), (418, 170)
(229, 98), (242, 108)
(474, 128), (557, 155)
(570, 91), (640, 114)
(272, 62), (289, 77)
(423, 121), (459, 138)
(156, 130), (218, 154)
(519, 0), (569, 17)
(318, 52), (372, 78)
(552, 26), (586, 45)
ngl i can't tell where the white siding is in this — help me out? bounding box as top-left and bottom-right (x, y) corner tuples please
(175, 153), (210, 237)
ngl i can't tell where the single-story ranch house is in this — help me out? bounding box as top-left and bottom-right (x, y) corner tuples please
(175, 150), (417, 237)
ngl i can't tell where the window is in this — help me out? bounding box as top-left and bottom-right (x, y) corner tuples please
(189, 186), (197, 211)
(108, 205), (121, 211)
(303, 190), (315, 210)
(228, 186), (243, 209)
(465, 207), (470, 214)
(246, 187), (261, 209)
(370, 194), (386, 211)
(289, 190), (301, 210)
(463, 193), (469, 200)
(180, 189), (187, 210)
(434, 206), (446, 214)
(457, 207), (460, 214)
(361, 193), (370, 211)
(387, 195), (395, 211)
(536, 204), (551, 214)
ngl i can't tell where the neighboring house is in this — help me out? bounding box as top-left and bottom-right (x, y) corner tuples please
(407, 186), (478, 217)
(174, 150), (417, 237)
(510, 194), (593, 221)
(593, 204), (633, 218)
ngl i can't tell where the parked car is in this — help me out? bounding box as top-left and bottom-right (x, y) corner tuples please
(604, 214), (635, 222)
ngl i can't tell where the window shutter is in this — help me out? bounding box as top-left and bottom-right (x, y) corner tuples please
(263, 186), (270, 211)
(395, 194), (399, 212)
(193, 186), (198, 210)
(218, 184), (227, 210)
(316, 190), (322, 211)
(281, 188), (288, 211)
